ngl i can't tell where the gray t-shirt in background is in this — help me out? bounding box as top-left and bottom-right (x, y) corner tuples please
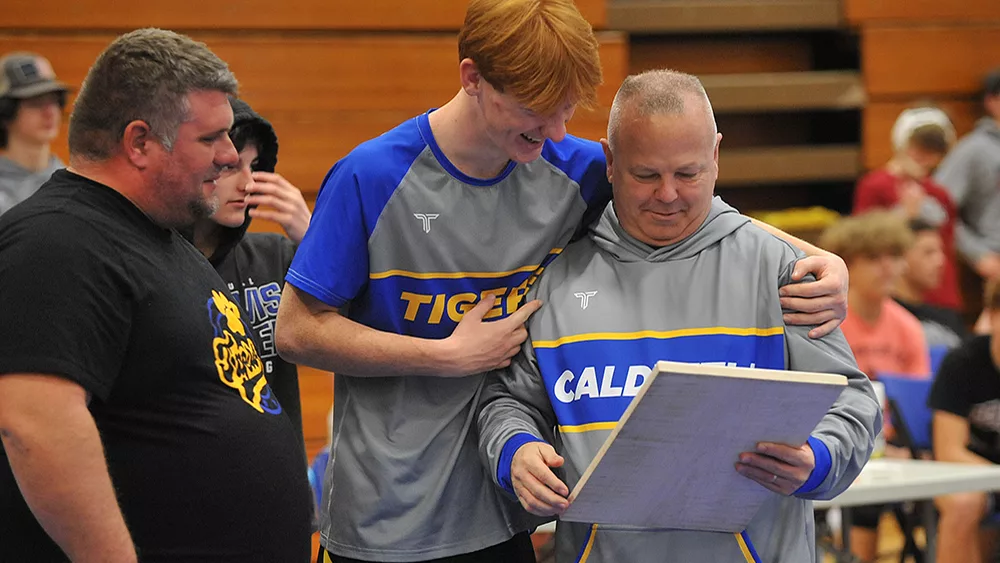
(934, 118), (1000, 262)
(0, 154), (63, 217)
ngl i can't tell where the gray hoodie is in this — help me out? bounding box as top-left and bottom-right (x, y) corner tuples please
(0, 154), (63, 217)
(478, 198), (881, 563)
(934, 117), (1000, 262)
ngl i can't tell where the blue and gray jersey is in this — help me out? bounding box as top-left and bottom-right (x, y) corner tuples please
(287, 111), (611, 561)
(478, 199), (882, 563)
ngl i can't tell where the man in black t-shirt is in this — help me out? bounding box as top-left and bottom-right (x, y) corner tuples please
(928, 278), (1000, 563)
(0, 29), (312, 563)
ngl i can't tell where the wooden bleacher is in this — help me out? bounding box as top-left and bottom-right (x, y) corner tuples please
(623, 0), (860, 211)
(858, 20), (1000, 169)
(844, 0), (996, 24)
(609, 0), (841, 32)
(0, 33), (625, 198)
(0, 0), (606, 30)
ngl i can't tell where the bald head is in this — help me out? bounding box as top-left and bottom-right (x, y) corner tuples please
(606, 69), (717, 154)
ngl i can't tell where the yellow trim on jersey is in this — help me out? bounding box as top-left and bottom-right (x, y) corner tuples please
(370, 265), (536, 280)
(369, 248), (563, 280)
(735, 532), (756, 563)
(577, 524), (599, 563)
(533, 326), (785, 349)
(558, 421), (618, 434)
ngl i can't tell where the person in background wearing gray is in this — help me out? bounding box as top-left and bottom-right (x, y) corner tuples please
(935, 69), (1000, 283)
(0, 52), (68, 216)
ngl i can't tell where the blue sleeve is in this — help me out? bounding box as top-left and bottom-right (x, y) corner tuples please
(285, 124), (424, 307)
(796, 435), (832, 494)
(540, 135), (611, 241)
(498, 433), (545, 496)
(285, 159), (371, 307)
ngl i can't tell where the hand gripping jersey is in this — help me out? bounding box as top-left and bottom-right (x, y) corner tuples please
(478, 198), (882, 563)
(286, 111), (611, 561)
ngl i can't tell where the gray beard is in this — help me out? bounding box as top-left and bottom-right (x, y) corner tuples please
(188, 193), (220, 221)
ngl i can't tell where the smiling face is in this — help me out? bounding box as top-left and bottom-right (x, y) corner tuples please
(476, 78), (576, 165)
(603, 100), (721, 247)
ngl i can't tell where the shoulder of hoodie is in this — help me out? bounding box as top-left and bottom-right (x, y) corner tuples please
(735, 220), (809, 279)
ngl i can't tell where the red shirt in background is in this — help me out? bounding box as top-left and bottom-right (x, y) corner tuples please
(854, 169), (962, 309)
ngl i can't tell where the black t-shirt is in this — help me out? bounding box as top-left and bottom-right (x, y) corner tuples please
(895, 297), (969, 350)
(214, 232), (305, 447)
(928, 335), (1000, 464)
(0, 171), (312, 562)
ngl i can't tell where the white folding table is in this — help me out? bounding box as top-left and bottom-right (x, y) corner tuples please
(815, 458), (1000, 562)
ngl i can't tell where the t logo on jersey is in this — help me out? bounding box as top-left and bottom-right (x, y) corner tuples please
(574, 291), (598, 309)
(207, 290), (282, 415)
(413, 213), (439, 233)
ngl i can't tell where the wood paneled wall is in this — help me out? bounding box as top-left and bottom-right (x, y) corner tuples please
(1, 1), (624, 460)
(845, 0), (996, 25)
(0, 0), (606, 30)
(853, 11), (1000, 169)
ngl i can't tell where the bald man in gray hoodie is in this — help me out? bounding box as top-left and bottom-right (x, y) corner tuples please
(478, 69), (881, 563)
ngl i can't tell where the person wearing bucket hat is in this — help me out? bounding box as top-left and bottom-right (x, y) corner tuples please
(0, 52), (69, 216)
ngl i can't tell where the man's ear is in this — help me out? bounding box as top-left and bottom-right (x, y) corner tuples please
(600, 138), (614, 182)
(459, 58), (484, 98)
(121, 120), (156, 169)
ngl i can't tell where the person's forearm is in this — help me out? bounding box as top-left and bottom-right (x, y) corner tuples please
(749, 218), (826, 257)
(0, 388), (135, 562)
(937, 447), (993, 466)
(275, 287), (453, 378)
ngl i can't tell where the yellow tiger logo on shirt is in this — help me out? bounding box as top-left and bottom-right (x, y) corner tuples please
(207, 290), (281, 414)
